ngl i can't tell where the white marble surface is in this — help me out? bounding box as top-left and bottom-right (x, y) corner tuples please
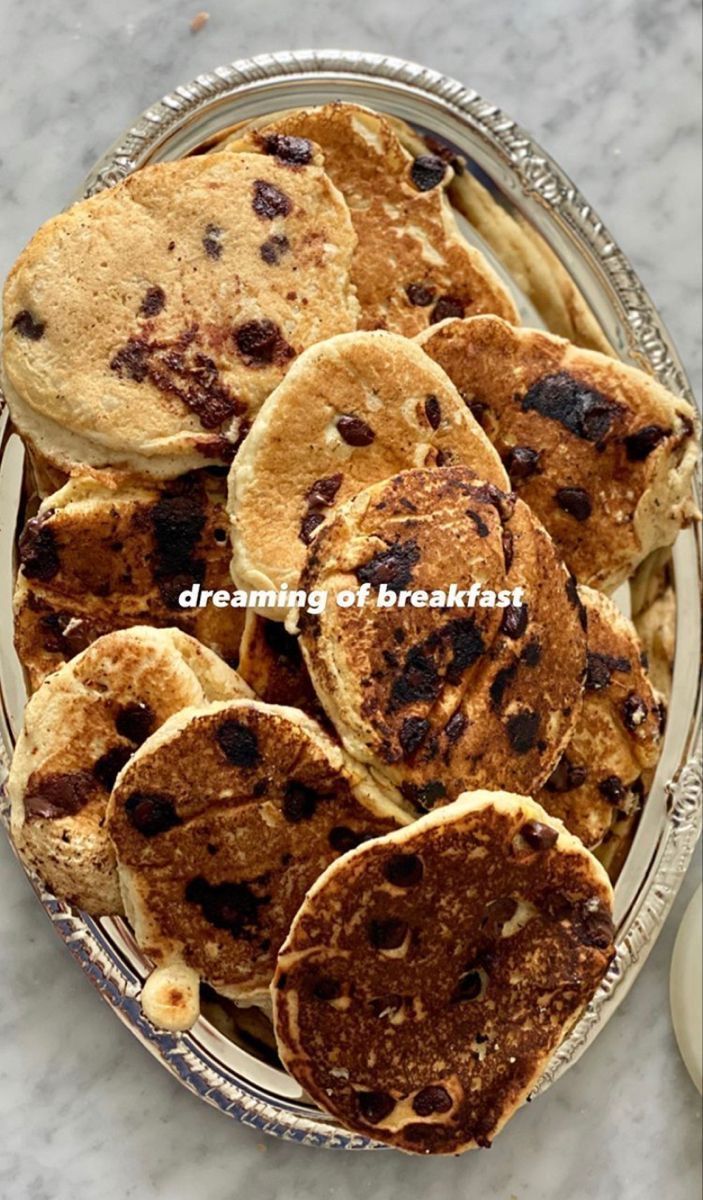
(0, 2), (701, 1197)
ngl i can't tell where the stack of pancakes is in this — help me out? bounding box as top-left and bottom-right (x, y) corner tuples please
(3, 101), (698, 1155)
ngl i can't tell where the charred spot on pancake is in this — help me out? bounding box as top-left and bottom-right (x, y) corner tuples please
(520, 819), (558, 851)
(306, 473), (343, 510)
(467, 509), (489, 537)
(399, 716), (430, 758)
(444, 711), (467, 742)
(410, 154), (447, 191)
(185, 876), (270, 939)
(521, 372), (620, 444)
(115, 701), (156, 745)
(263, 620), (302, 663)
(406, 282), (436, 307)
(430, 295), (465, 324)
(93, 745), (133, 791)
(500, 604), (528, 639)
(389, 645), (440, 711)
(328, 825), (367, 853)
(262, 133), (313, 165)
(356, 1090), (396, 1125)
(12, 309), (45, 340)
(216, 719), (260, 768)
(19, 517), (60, 581)
(124, 791), (181, 837)
(503, 445), (541, 479)
(412, 1086), (452, 1116)
(299, 511), (325, 545)
(555, 487), (592, 521)
(259, 233), (290, 265)
(624, 424), (670, 461)
(252, 179), (292, 219)
(598, 775), (625, 803)
(585, 651), (631, 691)
(424, 394), (441, 429)
(202, 224), (224, 258)
(384, 853), (424, 888)
(622, 692), (648, 730)
(139, 286), (166, 317)
(368, 917), (409, 950)
(505, 710), (540, 754)
(234, 318), (295, 368)
(489, 661), (518, 709)
(311, 976), (342, 1001)
(24, 770), (96, 821)
(336, 413), (375, 446)
(282, 780), (319, 823)
(544, 756), (587, 793)
(150, 492), (206, 606)
(357, 539), (420, 591)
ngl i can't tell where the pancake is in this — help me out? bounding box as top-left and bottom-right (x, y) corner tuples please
(8, 627), (250, 914)
(273, 790), (615, 1155)
(2, 147), (358, 478)
(14, 471), (245, 690)
(537, 587), (663, 850)
(297, 466), (586, 808)
(419, 315), (699, 591)
(224, 102), (519, 335)
(237, 612), (324, 722)
(107, 699), (408, 1023)
(228, 331), (508, 611)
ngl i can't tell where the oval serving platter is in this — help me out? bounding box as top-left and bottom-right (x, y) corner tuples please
(0, 50), (701, 1150)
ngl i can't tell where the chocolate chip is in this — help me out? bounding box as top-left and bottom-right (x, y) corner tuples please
(483, 895), (518, 934)
(399, 717), (430, 757)
(357, 1091), (395, 1124)
(624, 425), (670, 461)
(125, 791), (181, 837)
(93, 745), (133, 791)
(282, 780), (319, 823)
(520, 819), (558, 850)
(185, 876), (269, 938)
(412, 1086), (452, 1116)
(451, 970), (483, 1002)
(384, 853), (424, 888)
(115, 701), (155, 745)
(445, 617), (486, 682)
(139, 286), (166, 317)
(357, 539), (420, 591)
(306, 473), (343, 509)
(410, 154), (447, 191)
(328, 825), (366, 853)
(216, 720), (260, 767)
(312, 976), (341, 1001)
(444, 711), (467, 742)
(567, 900), (615, 950)
(39, 610), (90, 658)
(24, 770), (95, 820)
(259, 233), (290, 265)
(565, 574), (588, 631)
(504, 445), (541, 479)
(585, 652), (631, 691)
(505, 710), (540, 754)
(430, 295), (465, 324)
(110, 337), (149, 382)
(336, 413), (375, 446)
(252, 179), (292, 219)
(521, 372), (620, 443)
(12, 309), (45, 340)
(489, 662), (518, 709)
(545, 757), (587, 793)
(299, 511), (324, 545)
(18, 518), (60, 581)
(369, 918), (408, 950)
(234, 318), (295, 367)
(390, 646), (440, 710)
(424, 394), (442, 429)
(521, 638), (542, 667)
(622, 692), (648, 730)
(401, 779), (447, 811)
(555, 487), (592, 521)
(598, 775), (625, 803)
(502, 530), (514, 572)
(202, 224), (224, 258)
(406, 282), (436, 307)
(263, 134), (313, 165)
(500, 604), (528, 639)
(467, 509), (490, 537)
(369, 994), (405, 1017)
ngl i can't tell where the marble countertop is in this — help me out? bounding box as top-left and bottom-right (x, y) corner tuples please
(0, 2), (700, 1197)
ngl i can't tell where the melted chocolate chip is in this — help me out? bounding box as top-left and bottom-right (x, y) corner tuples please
(598, 775), (625, 803)
(115, 701), (156, 745)
(369, 918), (408, 950)
(406, 282), (436, 307)
(489, 662), (518, 709)
(504, 445), (541, 479)
(384, 853), (424, 888)
(259, 233), (290, 265)
(12, 309), (45, 340)
(93, 745), (133, 791)
(424, 394), (442, 429)
(520, 819), (558, 850)
(452, 970), (483, 1002)
(312, 976), (341, 1001)
(483, 895), (518, 935)
(252, 179), (292, 219)
(500, 604), (528, 639)
(430, 295), (465, 324)
(568, 900), (615, 950)
(622, 692), (648, 730)
(263, 134), (313, 165)
(399, 716), (430, 757)
(502, 530), (514, 572)
(412, 1086), (452, 1116)
(555, 487), (592, 521)
(216, 720), (260, 767)
(402, 779), (447, 810)
(444, 711), (467, 742)
(585, 652), (631, 691)
(282, 780), (319, 823)
(306, 473), (343, 509)
(565, 574), (588, 631)
(467, 509), (489, 537)
(234, 318), (295, 368)
(24, 770), (95, 820)
(18, 518), (60, 581)
(110, 337), (149, 382)
(39, 610), (90, 658)
(185, 876), (269, 938)
(299, 511), (324, 545)
(505, 710), (540, 754)
(111, 331), (239, 429)
(521, 372), (620, 443)
(328, 825), (366, 853)
(624, 424), (670, 461)
(357, 1091), (395, 1124)
(446, 617), (485, 682)
(369, 994), (405, 1018)
(545, 756), (587, 793)
(336, 413), (375, 446)
(357, 540), (420, 592)
(521, 638), (542, 667)
(202, 224), (224, 259)
(125, 791), (181, 837)
(139, 286), (166, 317)
(390, 646), (440, 710)
(410, 154), (447, 191)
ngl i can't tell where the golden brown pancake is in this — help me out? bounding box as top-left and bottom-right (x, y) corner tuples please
(273, 791), (615, 1155)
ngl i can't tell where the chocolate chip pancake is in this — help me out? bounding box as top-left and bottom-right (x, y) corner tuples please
(298, 466), (586, 809)
(107, 700), (408, 1020)
(224, 102), (519, 335)
(419, 316), (699, 591)
(273, 790), (615, 1155)
(14, 472), (244, 690)
(537, 586), (663, 850)
(2, 148), (358, 477)
(238, 613), (324, 722)
(229, 331), (508, 610)
(8, 628), (250, 914)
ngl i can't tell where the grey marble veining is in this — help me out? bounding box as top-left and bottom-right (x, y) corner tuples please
(0, 2), (700, 1198)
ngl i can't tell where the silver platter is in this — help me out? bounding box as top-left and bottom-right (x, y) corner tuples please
(0, 49), (700, 1151)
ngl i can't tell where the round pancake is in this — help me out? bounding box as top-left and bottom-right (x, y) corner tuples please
(537, 587), (663, 850)
(2, 148), (358, 477)
(228, 331), (508, 611)
(14, 471), (244, 690)
(237, 612), (325, 722)
(273, 790), (615, 1155)
(224, 102), (519, 335)
(297, 466), (587, 808)
(107, 700), (408, 1017)
(419, 315), (699, 591)
(8, 627), (250, 914)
